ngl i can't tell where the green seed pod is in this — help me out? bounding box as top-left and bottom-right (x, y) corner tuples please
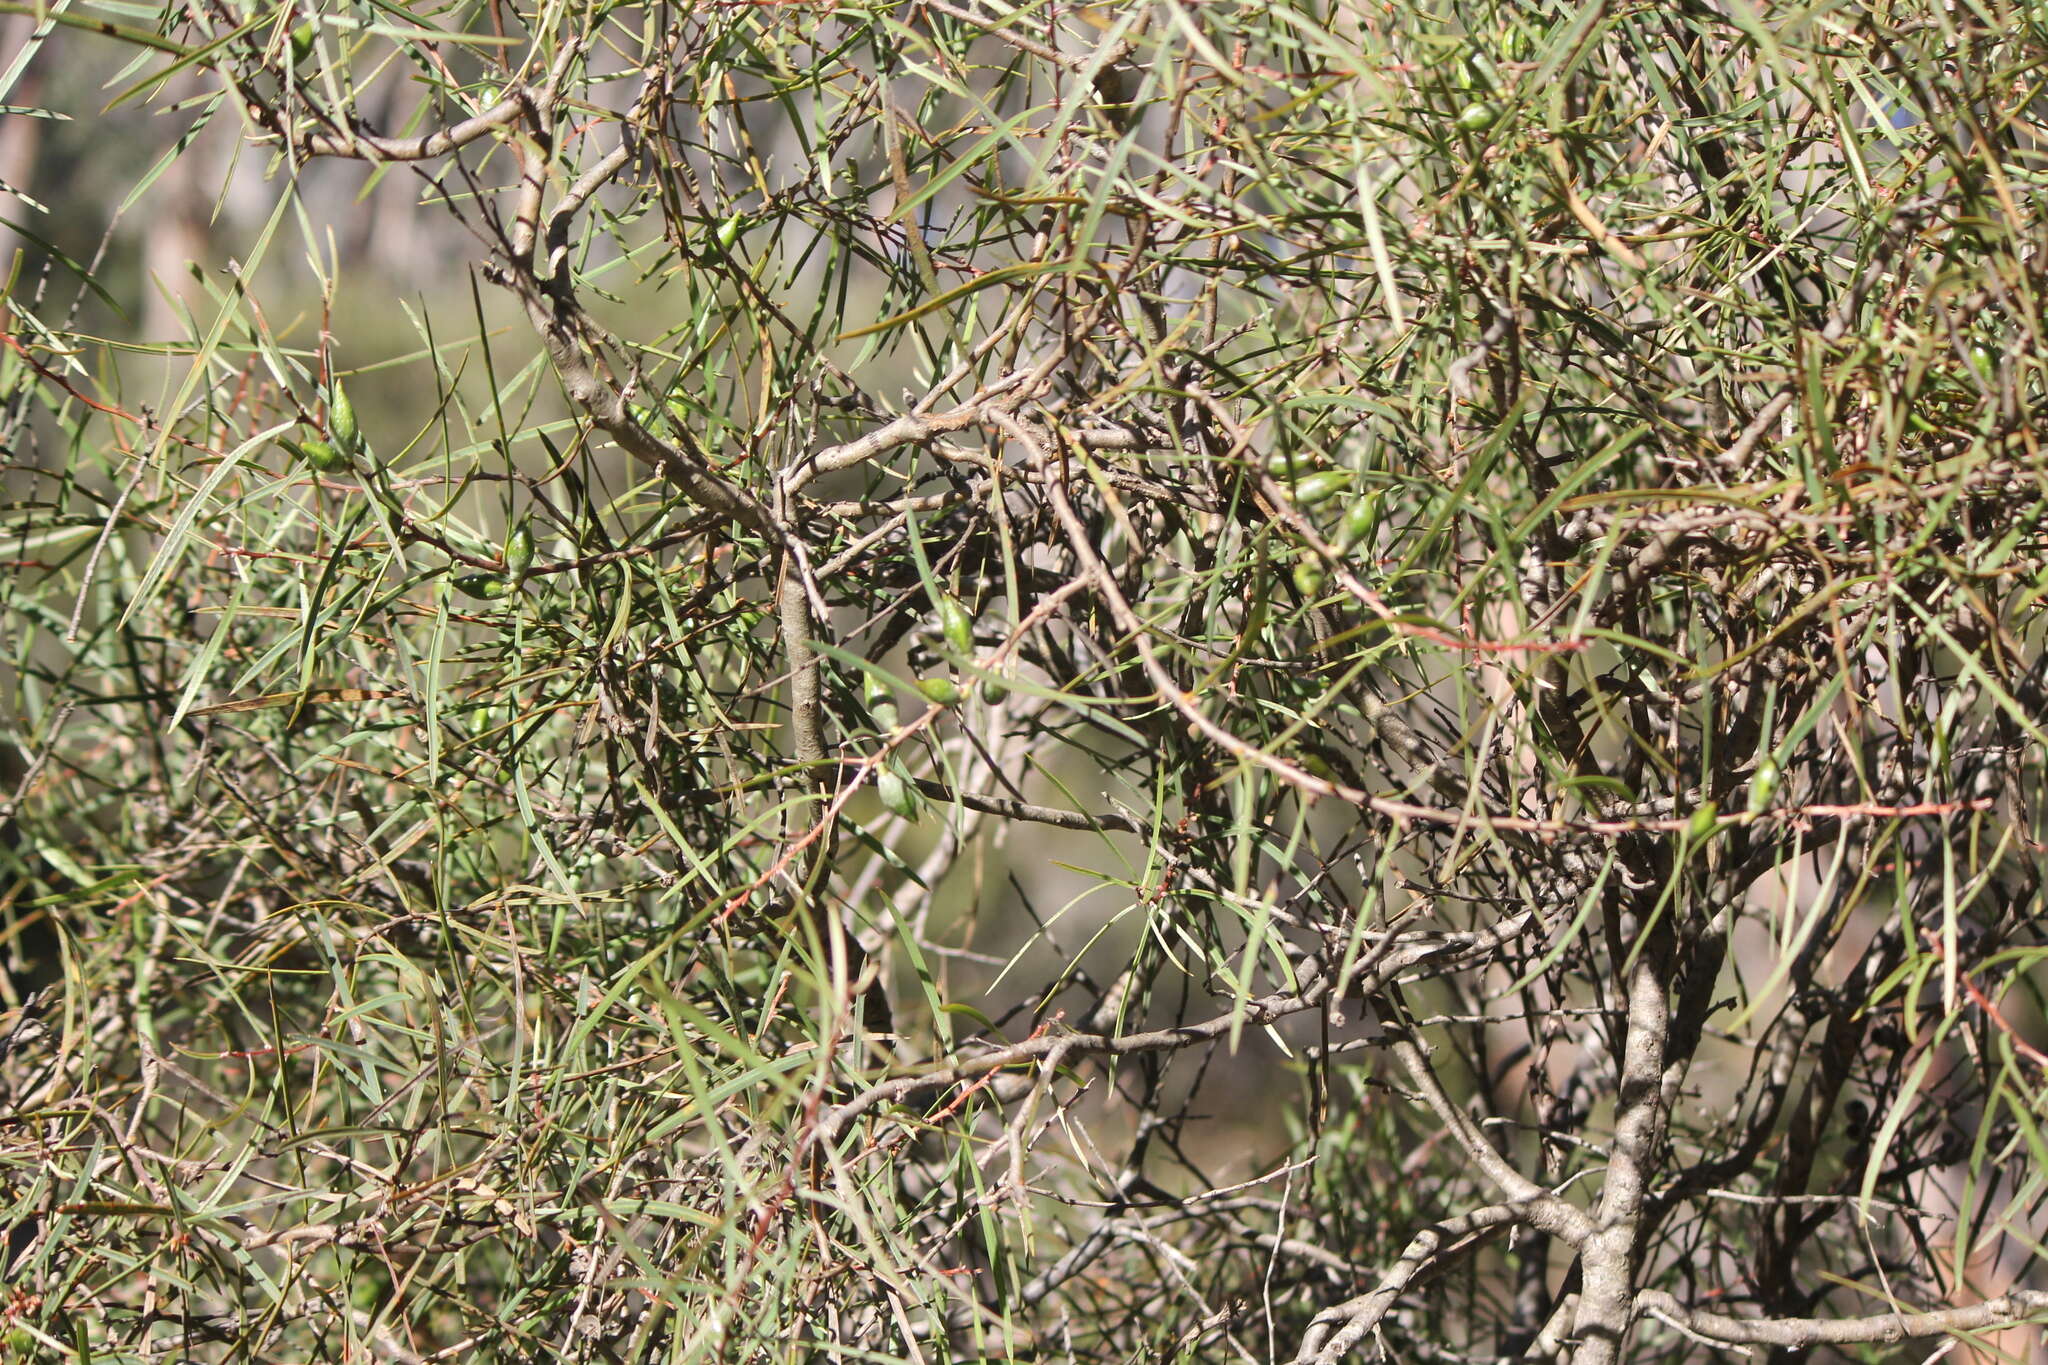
(1686, 801), (1720, 843)
(455, 573), (515, 601)
(937, 596), (974, 655)
(504, 520), (535, 582)
(299, 438), (347, 473)
(1969, 345), (1996, 381)
(979, 673), (1008, 704)
(876, 765), (921, 820)
(1290, 470), (1353, 507)
(1746, 757), (1781, 814)
(1456, 101), (1501, 133)
(1458, 50), (1498, 91)
(328, 381), (360, 458)
(1266, 450), (1311, 479)
(289, 21), (316, 64)
(863, 671), (900, 728)
(916, 676), (963, 707)
(715, 213), (745, 251)
(1334, 494), (1378, 553)
(1292, 554), (1327, 596)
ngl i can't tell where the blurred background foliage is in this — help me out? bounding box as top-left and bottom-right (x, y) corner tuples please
(2, 0), (2048, 1360)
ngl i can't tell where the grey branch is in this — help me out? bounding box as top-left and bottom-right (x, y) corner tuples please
(1569, 933), (1673, 1365)
(1293, 1203), (1525, 1365)
(1634, 1289), (2048, 1348)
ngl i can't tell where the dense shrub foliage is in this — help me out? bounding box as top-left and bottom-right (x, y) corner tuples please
(3, 0), (2048, 1360)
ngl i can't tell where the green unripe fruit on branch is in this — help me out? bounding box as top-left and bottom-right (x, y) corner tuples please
(1456, 102), (1501, 133)
(863, 672), (900, 728)
(1746, 756), (1781, 814)
(289, 21), (316, 64)
(1334, 494), (1378, 553)
(1686, 801), (1720, 843)
(1289, 470), (1353, 507)
(1266, 450), (1314, 479)
(1292, 554), (1326, 596)
(299, 438), (347, 473)
(504, 520), (535, 583)
(876, 765), (921, 820)
(916, 676), (963, 707)
(1457, 50), (1498, 91)
(328, 381), (360, 459)
(455, 573), (515, 600)
(937, 596), (974, 655)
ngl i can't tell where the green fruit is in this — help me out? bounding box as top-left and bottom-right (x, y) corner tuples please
(1969, 345), (1996, 380)
(454, 573), (515, 600)
(876, 765), (921, 820)
(863, 672), (900, 727)
(936, 596), (974, 655)
(715, 213), (745, 251)
(1289, 470), (1353, 507)
(299, 438), (347, 473)
(1458, 50), (1498, 91)
(1746, 757), (1781, 814)
(504, 520), (535, 582)
(289, 20), (316, 64)
(328, 381), (360, 458)
(916, 676), (962, 707)
(1334, 495), (1378, 553)
(1292, 554), (1327, 596)
(979, 674), (1008, 704)
(1266, 450), (1312, 478)
(1686, 801), (1720, 843)
(1456, 101), (1501, 133)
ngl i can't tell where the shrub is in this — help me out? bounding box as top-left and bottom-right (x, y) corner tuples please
(3, 1), (2046, 1360)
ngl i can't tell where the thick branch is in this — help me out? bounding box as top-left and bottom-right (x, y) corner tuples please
(1635, 1289), (2048, 1349)
(267, 92), (527, 161)
(1570, 923), (1673, 1365)
(1294, 1203), (1525, 1365)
